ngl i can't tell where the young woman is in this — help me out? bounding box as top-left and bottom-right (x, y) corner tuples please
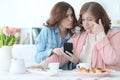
(31, 2), (120, 70)
(34, 1), (77, 69)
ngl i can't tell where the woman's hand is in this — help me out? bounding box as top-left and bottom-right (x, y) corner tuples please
(63, 51), (78, 65)
(52, 48), (64, 55)
(92, 19), (104, 34)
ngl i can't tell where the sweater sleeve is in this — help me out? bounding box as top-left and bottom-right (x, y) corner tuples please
(95, 30), (120, 65)
(35, 27), (52, 63)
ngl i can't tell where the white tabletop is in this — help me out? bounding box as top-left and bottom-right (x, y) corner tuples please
(0, 70), (120, 80)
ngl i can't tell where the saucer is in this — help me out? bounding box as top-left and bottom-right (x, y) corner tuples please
(47, 69), (63, 72)
(27, 69), (62, 76)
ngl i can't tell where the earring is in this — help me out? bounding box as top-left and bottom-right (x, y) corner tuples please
(75, 26), (81, 33)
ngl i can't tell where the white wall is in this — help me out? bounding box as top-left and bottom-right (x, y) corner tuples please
(0, 0), (120, 28)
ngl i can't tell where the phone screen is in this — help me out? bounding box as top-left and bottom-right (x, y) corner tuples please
(64, 42), (73, 54)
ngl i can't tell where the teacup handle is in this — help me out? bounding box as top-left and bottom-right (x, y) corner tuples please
(76, 64), (80, 69)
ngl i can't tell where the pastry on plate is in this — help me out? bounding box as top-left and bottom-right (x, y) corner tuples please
(78, 67), (110, 73)
(88, 68), (96, 73)
(78, 67), (88, 73)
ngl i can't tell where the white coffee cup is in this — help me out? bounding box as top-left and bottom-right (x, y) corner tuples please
(48, 62), (59, 72)
(10, 58), (26, 74)
(76, 63), (90, 69)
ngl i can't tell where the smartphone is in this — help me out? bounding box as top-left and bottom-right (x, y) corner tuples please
(64, 42), (73, 54)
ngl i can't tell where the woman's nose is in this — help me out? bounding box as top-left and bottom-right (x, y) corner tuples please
(83, 20), (89, 26)
(69, 16), (73, 22)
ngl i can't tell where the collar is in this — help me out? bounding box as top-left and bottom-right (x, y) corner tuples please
(65, 32), (71, 40)
(54, 27), (60, 34)
(54, 27), (71, 39)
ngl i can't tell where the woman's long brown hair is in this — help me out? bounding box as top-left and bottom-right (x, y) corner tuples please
(46, 2), (77, 27)
(44, 2), (77, 35)
(78, 2), (111, 34)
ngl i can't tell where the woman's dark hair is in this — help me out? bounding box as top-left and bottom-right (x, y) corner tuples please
(46, 1), (77, 29)
(78, 2), (111, 34)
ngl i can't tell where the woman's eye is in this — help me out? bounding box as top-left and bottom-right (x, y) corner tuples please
(81, 18), (94, 22)
(65, 15), (68, 18)
(87, 18), (93, 21)
(81, 19), (85, 22)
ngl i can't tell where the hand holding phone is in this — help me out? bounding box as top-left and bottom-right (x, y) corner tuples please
(63, 42), (78, 64)
(64, 42), (73, 54)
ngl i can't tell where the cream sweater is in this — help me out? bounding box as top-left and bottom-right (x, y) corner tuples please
(79, 32), (105, 64)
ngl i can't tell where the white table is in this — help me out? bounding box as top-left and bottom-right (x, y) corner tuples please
(0, 70), (120, 80)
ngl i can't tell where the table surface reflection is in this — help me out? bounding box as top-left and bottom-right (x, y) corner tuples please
(0, 70), (120, 80)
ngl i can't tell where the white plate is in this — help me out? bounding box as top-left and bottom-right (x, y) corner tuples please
(27, 69), (62, 76)
(74, 72), (110, 77)
(61, 70), (111, 77)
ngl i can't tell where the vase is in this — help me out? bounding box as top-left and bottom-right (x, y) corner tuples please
(0, 46), (13, 71)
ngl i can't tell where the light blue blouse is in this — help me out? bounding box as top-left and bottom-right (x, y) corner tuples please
(35, 26), (71, 63)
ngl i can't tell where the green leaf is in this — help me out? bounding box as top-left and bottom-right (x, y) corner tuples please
(0, 34), (5, 47)
(8, 37), (16, 46)
(0, 39), (3, 48)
